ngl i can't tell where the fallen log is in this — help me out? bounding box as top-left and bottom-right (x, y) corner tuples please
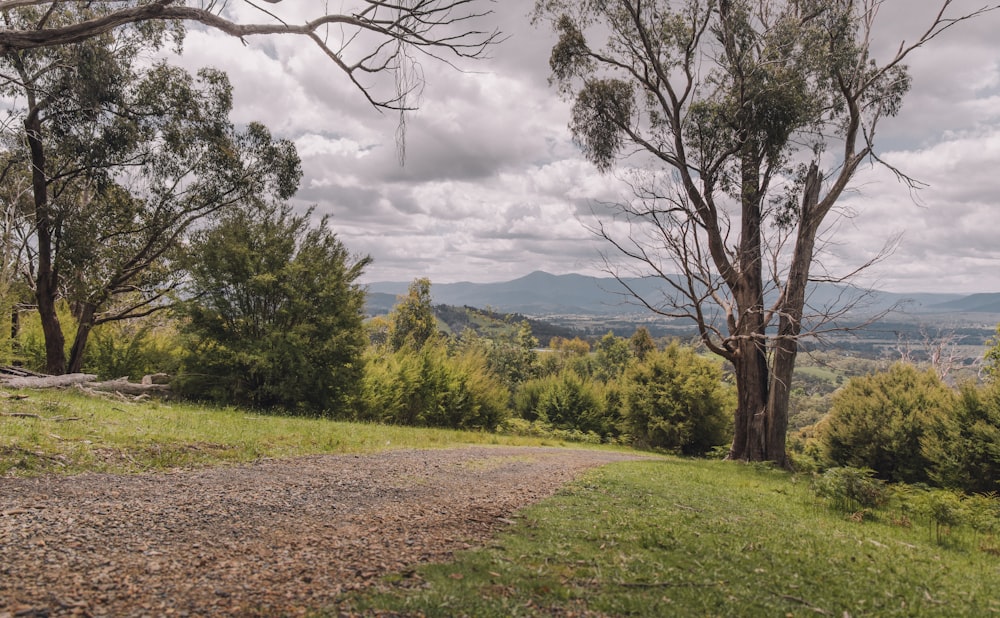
(0, 366), (47, 379)
(84, 377), (170, 396)
(1, 373), (97, 389)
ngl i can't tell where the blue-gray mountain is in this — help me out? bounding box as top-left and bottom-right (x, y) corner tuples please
(365, 271), (998, 318)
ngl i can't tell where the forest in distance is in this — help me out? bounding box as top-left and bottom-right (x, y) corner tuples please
(366, 270), (1000, 364)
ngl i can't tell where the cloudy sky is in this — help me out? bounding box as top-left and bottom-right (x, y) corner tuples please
(167, 1), (1000, 294)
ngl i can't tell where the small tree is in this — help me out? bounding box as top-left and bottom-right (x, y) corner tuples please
(481, 320), (539, 390)
(2, 15), (301, 374)
(629, 327), (656, 361)
(178, 202), (370, 414)
(389, 278), (436, 351)
(594, 331), (633, 381)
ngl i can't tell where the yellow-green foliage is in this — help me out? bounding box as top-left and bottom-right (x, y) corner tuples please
(84, 318), (183, 380)
(12, 304), (74, 372)
(513, 372), (611, 438)
(359, 343), (509, 431)
(13, 305), (183, 380)
(621, 343), (734, 455)
(819, 363), (957, 484)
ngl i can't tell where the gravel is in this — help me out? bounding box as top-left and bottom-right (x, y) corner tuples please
(0, 446), (642, 617)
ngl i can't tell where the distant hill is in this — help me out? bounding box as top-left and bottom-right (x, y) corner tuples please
(365, 271), (641, 315)
(432, 305), (581, 342)
(365, 271), (986, 319)
(365, 292), (399, 316)
(926, 293), (1000, 314)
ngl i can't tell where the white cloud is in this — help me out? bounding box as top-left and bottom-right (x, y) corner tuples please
(166, 0), (1000, 293)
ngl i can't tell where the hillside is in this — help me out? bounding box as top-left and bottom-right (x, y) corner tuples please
(366, 271), (984, 318)
(365, 271), (1000, 350)
(928, 292), (1000, 313)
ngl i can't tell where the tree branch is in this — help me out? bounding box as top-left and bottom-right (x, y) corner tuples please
(0, 1), (501, 110)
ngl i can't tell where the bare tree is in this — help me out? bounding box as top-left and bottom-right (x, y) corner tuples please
(536, 0), (997, 465)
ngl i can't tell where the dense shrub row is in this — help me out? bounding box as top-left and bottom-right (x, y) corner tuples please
(8, 282), (735, 454)
(802, 362), (1000, 495)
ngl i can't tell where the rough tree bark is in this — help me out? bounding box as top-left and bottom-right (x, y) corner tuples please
(20, 69), (66, 376)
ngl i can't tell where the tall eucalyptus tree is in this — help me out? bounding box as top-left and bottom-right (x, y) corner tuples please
(535, 0), (996, 464)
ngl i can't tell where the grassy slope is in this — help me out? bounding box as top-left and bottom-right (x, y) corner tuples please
(346, 460), (1000, 617)
(0, 389), (566, 476)
(5, 390), (998, 616)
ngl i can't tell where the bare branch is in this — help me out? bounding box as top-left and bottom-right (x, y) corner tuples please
(0, 1), (501, 111)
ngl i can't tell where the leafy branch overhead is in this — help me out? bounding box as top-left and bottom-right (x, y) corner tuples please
(0, 0), (502, 110)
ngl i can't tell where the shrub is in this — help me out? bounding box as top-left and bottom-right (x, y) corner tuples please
(819, 363), (956, 484)
(512, 377), (550, 422)
(84, 318), (182, 380)
(177, 203), (369, 414)
(963, 493), (1000, 536)
(812, 467), (887, 513)
(620, 343), (733, 455)
(359, 344), (508, 431)
(923, 382), (1000, 494)
(534, 371), (611, 437)
(911, 489), (967, 544)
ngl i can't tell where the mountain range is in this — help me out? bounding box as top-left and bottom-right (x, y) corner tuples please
(365, 271), (1000, 318)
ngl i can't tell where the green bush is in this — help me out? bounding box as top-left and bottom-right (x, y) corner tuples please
(83, 319), (182, 380)
(620, 343), (733, 455)
(513, 371), (614, 437)
(819, 363), (956, 484)
(537, 371), (609, 435)
(923, 382), (1000, 494)
(359, 344), (508, 431)
(963, 492), (1000, 536)
(812, 467), (887, 513)
(911, 488), (967, 544)
(177, 203), (369, 415)
(512, 377), (549, 422)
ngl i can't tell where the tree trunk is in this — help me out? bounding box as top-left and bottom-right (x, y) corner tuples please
(764, 163), (823, 468)
(67, 302), (97, 375)
(728, 151), (772, 462)
(24, 107), (66, 375)
(729, 337), (770, 461)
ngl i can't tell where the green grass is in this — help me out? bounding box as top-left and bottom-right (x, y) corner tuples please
(794, 364), (841, 383)
(341, 460), (1000, 617)
(0, 389), (583, 476)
